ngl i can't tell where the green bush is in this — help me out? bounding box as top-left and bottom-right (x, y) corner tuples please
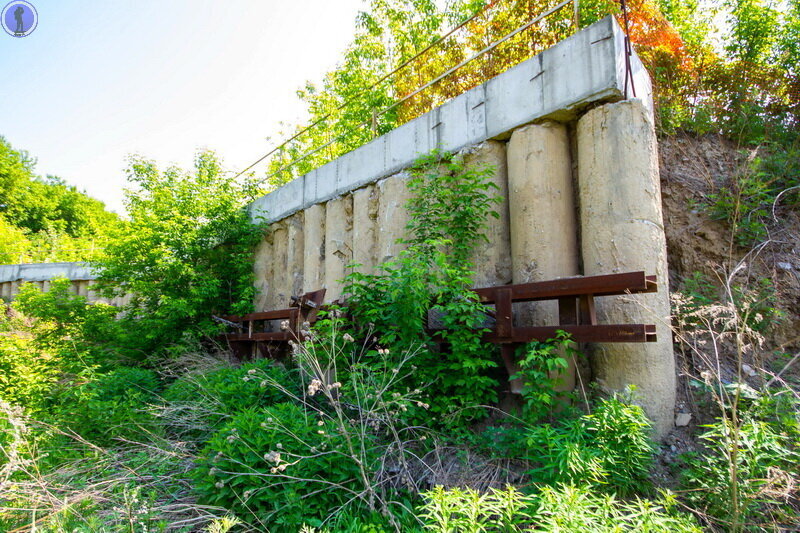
(705, 142), (800, 247)
(163, 358), (296, 433)
(192, 402), (365, 529)
(92, 151), (265, 357)
(13, 278), (123, 362)
(417, 483), (701, 532)
(680, 390), (800, 530)
(46, 366), (161, 447)
(343, 151), (501, 426)
(513, 332), (575, 422)
(530, 484), (702, 532)
(525, 395), (655, 496)
(0, 333), (59, 411)
(419, 485), (534, 532)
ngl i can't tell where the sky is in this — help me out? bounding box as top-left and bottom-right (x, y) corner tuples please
(0, 0), (366, 214)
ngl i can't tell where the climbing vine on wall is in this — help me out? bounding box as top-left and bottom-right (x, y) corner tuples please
(343, 150), (501, 425)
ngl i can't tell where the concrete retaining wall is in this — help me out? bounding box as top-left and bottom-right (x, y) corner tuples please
(246, 18), (675, 436)
(249, 16), (651, 226)
(0, 262), (131, 307)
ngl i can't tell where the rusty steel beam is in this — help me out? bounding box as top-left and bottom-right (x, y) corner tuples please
(474, 271), (657, 303)
(485, 324), (657, 343)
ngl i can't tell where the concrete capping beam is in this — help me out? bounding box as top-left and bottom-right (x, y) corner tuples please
(249, 16), (651, 224)
(0, 262), (97, 283)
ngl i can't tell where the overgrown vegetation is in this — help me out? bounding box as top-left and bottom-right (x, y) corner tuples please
(2, 0), (800, 530)
(344, 151), (500, 425)
(92, 151), (266, 358)
(0, 136), (121, 263)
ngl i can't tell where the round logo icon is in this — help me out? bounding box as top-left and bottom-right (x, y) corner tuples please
(2, 1), (37, 37)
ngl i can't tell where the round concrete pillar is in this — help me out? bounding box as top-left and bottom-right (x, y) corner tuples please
(253, 231), (273, 312)
(286, 213), (305, 298)
(376, 174), (412, 265)
(577, 99), (675, 437)
(465, 141), (512, 288)
(508, 121), (579, 393)
(324, 195), (353, 302)
(303, 203), (326, 293)
(352, 184), (379, 276)
(270, 222), (289, 309)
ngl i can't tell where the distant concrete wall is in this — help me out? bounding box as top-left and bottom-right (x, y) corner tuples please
(246, 18), (675, 436)
(0, 262), (131, 307)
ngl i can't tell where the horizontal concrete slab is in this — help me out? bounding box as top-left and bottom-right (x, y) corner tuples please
(249, 16), (652, 224)
(0, 262), (97, 283)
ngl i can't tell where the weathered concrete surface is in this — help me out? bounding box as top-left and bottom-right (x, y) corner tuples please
(0, 262), (130, 306)
(270, 221), (290, 310)
(253, 231), (274, 311)
(286, 213), (305, 299)
(352, 185), (379, 275)
(324, 195), (353, 301)
(249, 17), (652, 225)
(508, 122), (579, 393)
(376, 175), (412, 265)
(466, 141), (512, 288)
(577, 99), (675, 437)
(0, 262), (96, 283)
(302, 204), (326, 294)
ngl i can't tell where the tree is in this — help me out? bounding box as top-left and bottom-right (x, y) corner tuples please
(0, 136), (121, 263)
(94, 151), (265, 356)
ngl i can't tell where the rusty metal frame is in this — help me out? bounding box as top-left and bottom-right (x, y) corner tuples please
(221, 289), (326, 359)
(219, 272), (659, 369)
(474, 271), (657, 344)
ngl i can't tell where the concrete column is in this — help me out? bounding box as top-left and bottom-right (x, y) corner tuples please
(577, 99), (675, 437)
(376, 174), (412, 265)
(253, 231), (273, 312)
(508, 121), (579, 393)
(465, 141), (512, 288)
(352, 185), (379, 275)
(286, 213), (305, 298)
(324, 195), (353, 302)
(271, 221), (289, 309)
(77, 280), (90, 297)
(0, 282), (11, 301)
(87, 281), (97, 302)
(303, 204), (326, 293)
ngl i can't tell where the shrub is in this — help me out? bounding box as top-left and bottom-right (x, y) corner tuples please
(162, 358), (297, 436)
(13, 278), (123, 363)
(530, 484), (702, 532)
(512, 331), (576, 422)
(419, 485), (534, 532)
(1, 280), (126, 413)
(343, 151), (501, 426)
(525, 395), (655, 496)
(46, 366), (161, 447)
(680, 390), (800, 530)
(417, 483), (701, 532)
(0, 333), (58, 411)
(93, 151), (265, 357)
(705, 143), (800, 246)
(193, 402), (366, 529)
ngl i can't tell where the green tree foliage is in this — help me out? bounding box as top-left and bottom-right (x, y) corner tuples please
(0, 215), (30, 264)
(93, 151), (265, 356)
(264, 0), (485, 188)
(0, 136), (121, 263)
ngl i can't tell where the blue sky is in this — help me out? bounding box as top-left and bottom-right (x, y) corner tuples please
(0, 0), (365, 214)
